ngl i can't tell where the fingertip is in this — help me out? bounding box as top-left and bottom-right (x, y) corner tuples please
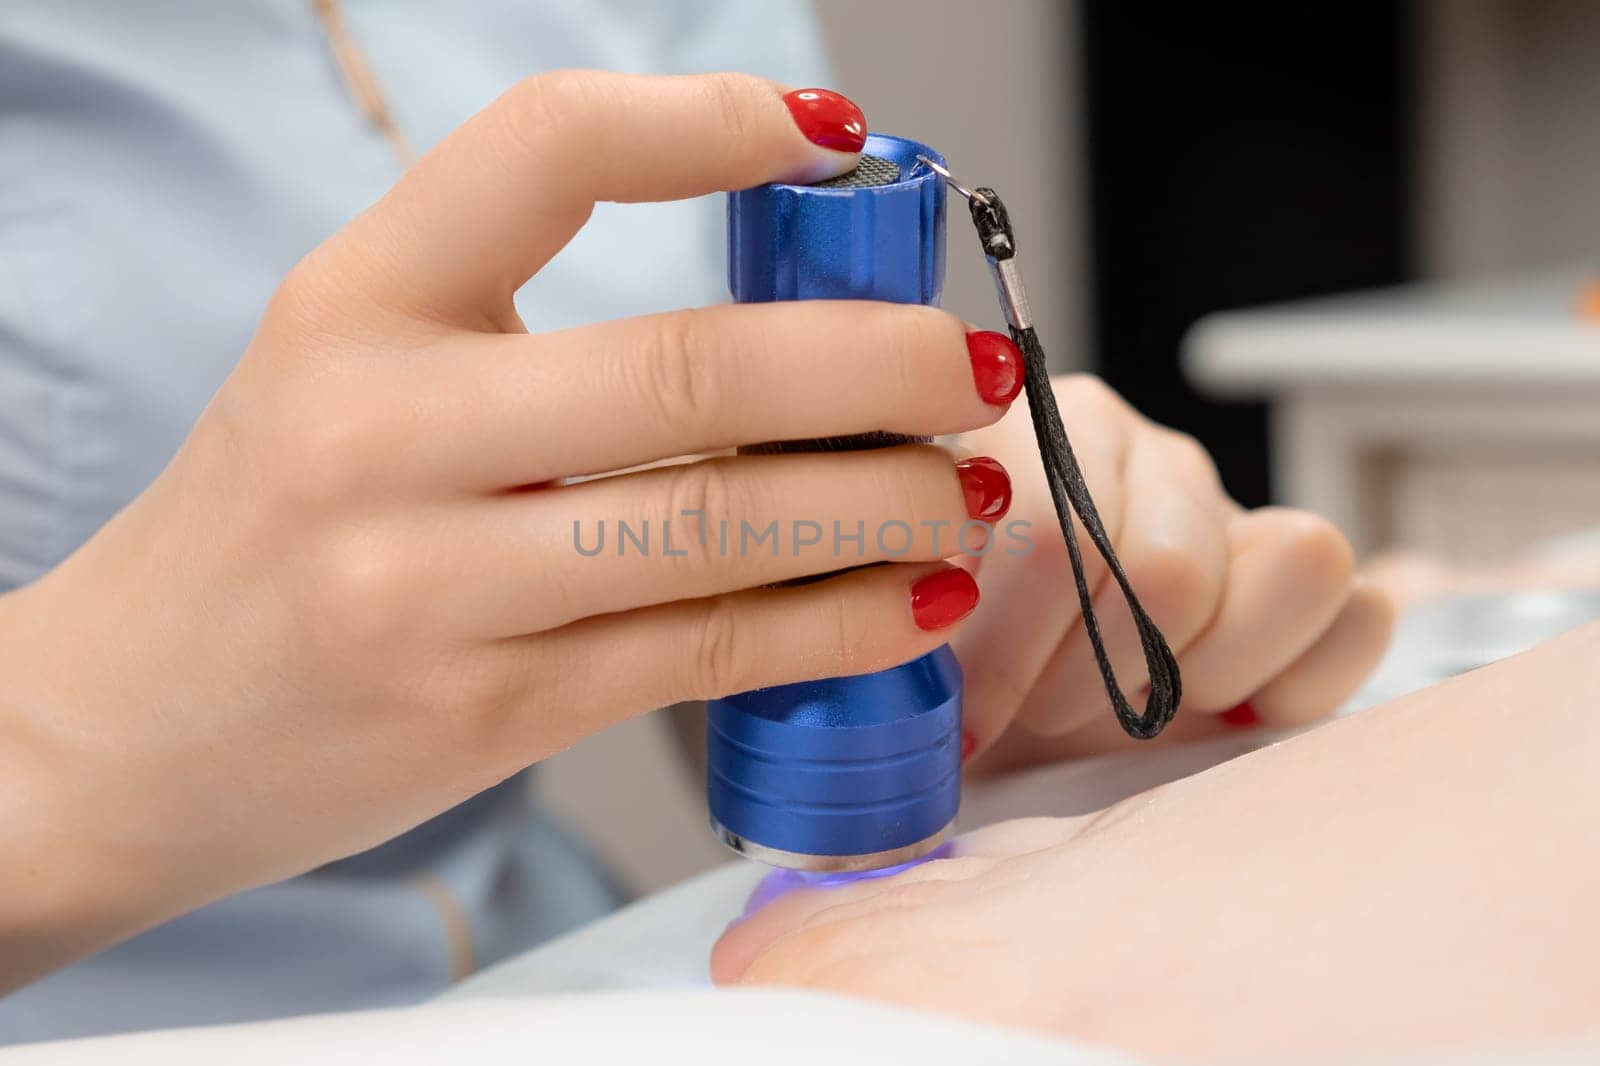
(781, 87), (867, 152)
(910, 565), (980, 632)
(1355, 575), (1400, 643)
(955, 456), (1012, 523)
(1249, 578), (1399, 726)
(774, 84), (866, 183)
(912, 308), (1020, 433)
(965, 330), (1025, 408)
(1248, 508), (1357, 594)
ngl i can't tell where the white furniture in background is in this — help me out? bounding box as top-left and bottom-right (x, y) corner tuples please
(1184, 271), (1600, 562)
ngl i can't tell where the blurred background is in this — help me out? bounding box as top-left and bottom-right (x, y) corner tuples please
(539, 0), (1600, 896)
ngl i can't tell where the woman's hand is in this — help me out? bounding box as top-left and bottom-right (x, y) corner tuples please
(953, 376), (1396, 770)
(714, 622), (1600, 1059)
(0, 73), (1024, 986)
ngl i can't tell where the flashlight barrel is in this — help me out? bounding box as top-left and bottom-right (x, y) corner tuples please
(707, 134), (962, 872)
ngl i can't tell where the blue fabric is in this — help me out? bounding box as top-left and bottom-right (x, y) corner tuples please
(0, 0), (829, 1043)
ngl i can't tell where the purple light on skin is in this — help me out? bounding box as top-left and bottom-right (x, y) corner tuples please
(740, 841), (955, 919)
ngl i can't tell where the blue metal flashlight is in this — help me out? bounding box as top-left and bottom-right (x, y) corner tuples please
(707, 134), (961, 873)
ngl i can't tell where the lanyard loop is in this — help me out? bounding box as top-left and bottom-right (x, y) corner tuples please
(923, 158), (1182, 740)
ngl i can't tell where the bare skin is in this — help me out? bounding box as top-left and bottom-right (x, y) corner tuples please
(716, 622), (1600, 1060)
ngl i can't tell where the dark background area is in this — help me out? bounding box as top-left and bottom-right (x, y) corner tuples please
(1079, 2), (1415, 506)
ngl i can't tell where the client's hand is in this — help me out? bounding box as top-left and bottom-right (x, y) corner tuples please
(955, 376), (1395, 770)
(715, 622), (1600, 1059)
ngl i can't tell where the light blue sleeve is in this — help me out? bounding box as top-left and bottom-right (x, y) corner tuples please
(656, 0), (834, 85)
(557, 0), (835, 316)
(505, 0), (834, 328)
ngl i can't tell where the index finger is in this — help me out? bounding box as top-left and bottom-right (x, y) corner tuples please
(317, 71), (865, 328)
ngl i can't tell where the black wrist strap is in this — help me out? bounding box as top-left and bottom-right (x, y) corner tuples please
(954, 174), (1181, 740)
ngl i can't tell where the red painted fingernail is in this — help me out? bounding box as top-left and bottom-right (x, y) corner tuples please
(782, 88), (866, 152)
(1220, 702), (1259, 728)
(966, 331), (1023, 406)
(956, 457), (1012, 521)
(910, 568), (979, 631)
(960, 730), (978, 763)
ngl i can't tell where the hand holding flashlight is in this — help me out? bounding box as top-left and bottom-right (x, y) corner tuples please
(0, 72), (1017, 990)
